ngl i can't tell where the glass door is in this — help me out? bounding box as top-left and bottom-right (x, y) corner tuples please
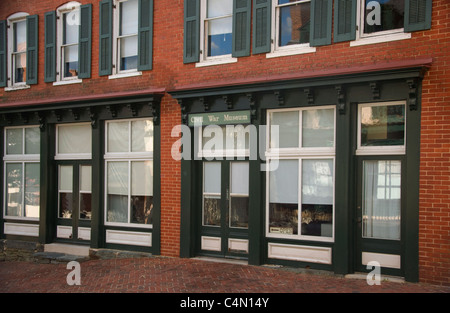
(57, 162), (92, 243)
(356, 157), (404, 276)
(200, 161), (249, 258)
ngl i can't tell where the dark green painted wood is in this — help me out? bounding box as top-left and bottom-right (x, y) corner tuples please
(310, 0), (333, 47)
(90, 121), (103, 249)
(138, 0), (153, 71)
(252, 0), (271, 55)
(232, 0), (251, 57)
(0, 20), (6, 87)
(152, 123), (161, 254)
(44, 11), (56, 83)
(99, 0), (113, 76)
(183, 0), (200, 64)
(26, 15), (39, 85)
(333, 0), (357, 43)
(404, 0), (432, 32)
(78, 4), (92, 79)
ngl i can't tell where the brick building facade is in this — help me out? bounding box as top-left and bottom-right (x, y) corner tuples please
(0, 0), (448, 286)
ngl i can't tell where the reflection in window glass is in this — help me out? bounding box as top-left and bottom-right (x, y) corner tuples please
(278, 0), (311, 47)
(364, 0), (404, 34)
(301, 159), (333, 237)
(206, 0), (233, 57)
(360, 104), (405, 147)
(25, 163), (40, 218)
(302, 109), (334, 147)
(63, 11), (79, 77)
(119, 0), (138, 70)
(203, 162), (221, 226)
(6, 163), (23, 217)
(13, 20), (27, 83)
(6, 128), (23, 155)
(107, 161), (128, 223)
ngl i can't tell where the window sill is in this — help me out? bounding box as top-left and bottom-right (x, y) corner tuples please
(266, 46), (316, 59)
(53, 79), (83, 86)
(4, 84), (30, 92)
(195, 57), (238, 68)
(108, 71), (142, 80)
(350, 32), (411, 47)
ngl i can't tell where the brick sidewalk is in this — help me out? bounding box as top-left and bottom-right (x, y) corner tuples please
(0, 257), (449, 294)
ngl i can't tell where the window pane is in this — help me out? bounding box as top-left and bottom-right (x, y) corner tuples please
(279, 1), (310, 46)
(59, 165), (73, 218)
(360, 104), (405, 146)
(14, 53), (26, 83)
(364, 0), (404, 34)
(25, 163), (40, 218)
(79, 165), (92, 220)
(107, 121), (129, 153)
(131, 119), (153, 152)
(120, 35), (138, 70)
(270, 111), (299, 149)
(131, 161), (153, 225)
(204, 162), (221, 194)
(14, 20), (26, 52)
(301, 159), (333, 237)
(107, 162), (129, 223)
(231, 162), (249, 195)
(230, 196), (249, 228)
(58, 124), (92, 154)
(207, 0), (232, 18)
(25, 127), (40, 154)
(80, 193), (92, 220)
(269, 159), (298, 235)
(302, 109), (334, 147)
(63, 12), (79, 45)
(6, 128), (23, 155)
(63, 45), (79, 77)
(80, 165), (92, 192)
(363, 160), (401, 240)
(120, 0), (138, 36)
(207, 17), (232, 56)
(6, 163), (23, 217)
(204, 196), (221, 226)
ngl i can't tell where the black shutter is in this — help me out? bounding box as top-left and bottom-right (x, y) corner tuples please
(0, 20), (6, 87)
(333, 0), (356, 43)
(184, 0), (200, 64)
(99, 0), (113, 76)
(44, 11), (56, 83)
(26, 15), (38, 85)
(138, 0), (153, 71)
(404, 0), (432, 32)
(79, 4), (92, 79)
(252, 0), (271, 55)
(232, 0), (251, 57)
(310, 0), (332, 47)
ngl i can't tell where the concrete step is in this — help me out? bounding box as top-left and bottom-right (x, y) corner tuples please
(33, 251), (89, 264)
(44, 243), (90, 256)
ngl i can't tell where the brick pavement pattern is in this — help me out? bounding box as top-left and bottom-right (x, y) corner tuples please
(1, 257), (449, 293)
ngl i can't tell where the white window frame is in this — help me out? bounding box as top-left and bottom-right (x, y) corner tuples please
(356, 101), (406, 156)
(196, 0), (237, 68)
(54, 2), (83, 86)
(265, 107), (336, 242)
(104, 118), (154, 228)
(109, 0), (142, 79)
(350, 0), (411, 47)
(5, 12), (30, 91)
(266, 0), (316, 59)
(3, 125), (40, 221)
(55, 123), (92, 160)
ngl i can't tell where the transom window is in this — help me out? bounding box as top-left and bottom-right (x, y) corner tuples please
(266, 107), (335, 242)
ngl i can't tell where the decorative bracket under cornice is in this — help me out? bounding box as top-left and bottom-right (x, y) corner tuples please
(36, 112), (46, 131)
(370, 81), (380, 100)
(223, 95), (233, 110)
(407, 79), (418, 111)
(335, 85), (346, 115)
(246, 93), (257, 122)
(88, 107), (98, 129)
(274, 90), (284, 106)
(304, 88), (314, 105)
(178, 99), (188, 125)
(149, 101), (160, 125)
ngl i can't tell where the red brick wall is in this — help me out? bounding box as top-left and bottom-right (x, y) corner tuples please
(1, 0), (449, 285)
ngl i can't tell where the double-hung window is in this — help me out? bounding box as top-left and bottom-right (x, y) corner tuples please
(44, 3), (92, 84)
(266, 107), (335, 241)
(0, 12), (38, 89)
(105, 119), (154, 227)
(3, 126), (40, 219)
(99, 0), (153, 78)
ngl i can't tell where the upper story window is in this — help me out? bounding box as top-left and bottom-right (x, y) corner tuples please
(59, 4), (80, 80)
(271, 0), (312, 55)
(44, 2), (92, 84)
(117, 0), (138, 72)
(99, 0), (153, 78)
(204, 0), (233, 58)
(0, 12), (38, 90)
